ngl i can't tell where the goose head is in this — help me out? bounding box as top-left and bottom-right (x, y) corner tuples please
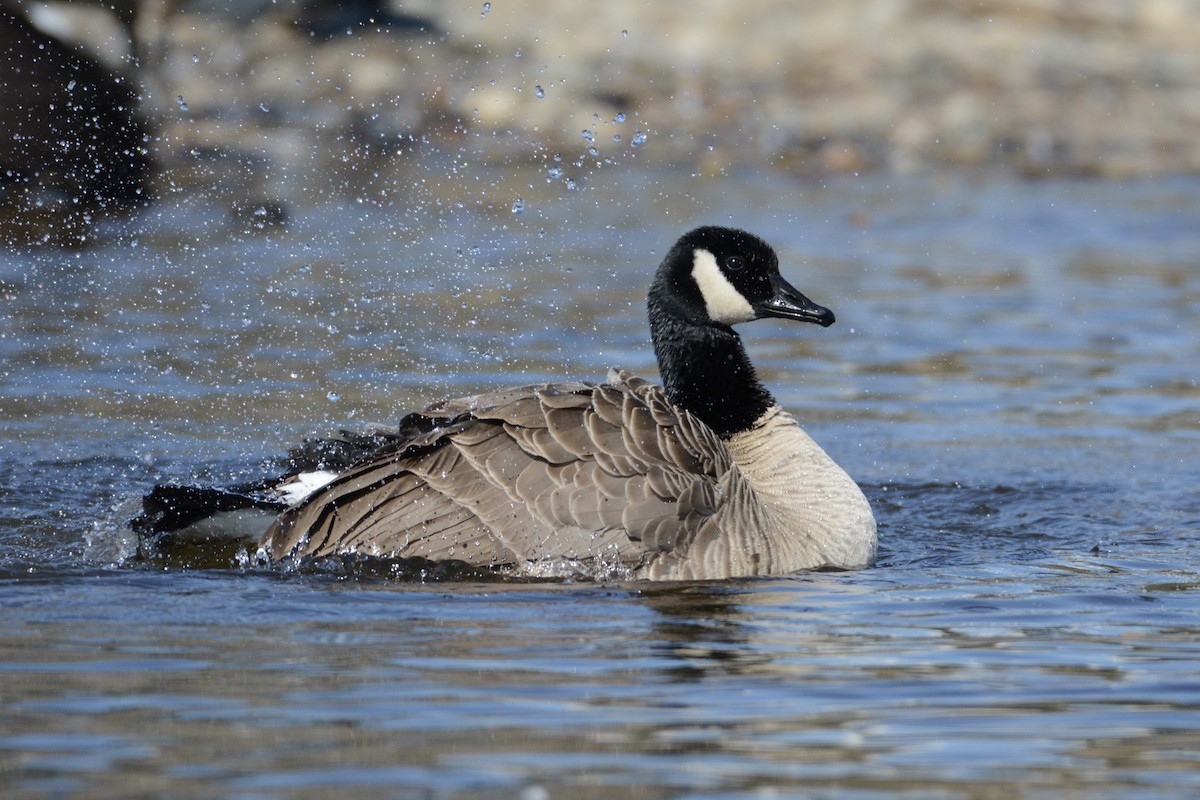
(647, 226), (836, 437)
(649, 226), (834, 330)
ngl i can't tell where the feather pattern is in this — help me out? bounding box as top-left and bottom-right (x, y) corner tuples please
(262, 369), (739, 577)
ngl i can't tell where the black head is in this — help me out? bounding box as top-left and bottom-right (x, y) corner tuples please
(650, 226), (834, 329)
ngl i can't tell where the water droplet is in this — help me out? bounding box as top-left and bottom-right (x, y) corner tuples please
(533, 85), (545, 98)
(511, 198), (524, 214)
(480, 2), (491, 17)
(66, 79), (76, 92)
(621, 29), (628, 38)
(259, 102), (270, 113)
(176, 95), (189, 112)
(588, 147), (599, 157)
(630, 131), (647, 147)
(613, 112), (626, 123)
(581, 129), (594, 143)
(192, 54), (200, 63)
(565, 178), (577, 190)
(612, 134), (622, 143)
(547, 165), (562, 179)
(327, 391), (341, 402)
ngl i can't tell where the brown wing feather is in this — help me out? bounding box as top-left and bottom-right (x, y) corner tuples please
(259, 372), (734, 574)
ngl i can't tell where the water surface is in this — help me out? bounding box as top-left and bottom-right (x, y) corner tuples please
(2, 169), (1199, 798)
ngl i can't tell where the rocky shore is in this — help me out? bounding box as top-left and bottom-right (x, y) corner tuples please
(4, 0), (1200, 242)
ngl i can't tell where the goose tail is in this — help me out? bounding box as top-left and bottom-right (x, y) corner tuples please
(131, 484), (286, 567)
(130, 426), (404, 567)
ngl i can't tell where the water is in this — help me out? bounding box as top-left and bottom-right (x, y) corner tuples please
(2, 168), (1199, 798)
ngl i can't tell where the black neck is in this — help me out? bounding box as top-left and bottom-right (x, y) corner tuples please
(650, 314), (776, 438)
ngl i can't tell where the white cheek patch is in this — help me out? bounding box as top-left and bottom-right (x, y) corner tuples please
(691, 248), (756, 324)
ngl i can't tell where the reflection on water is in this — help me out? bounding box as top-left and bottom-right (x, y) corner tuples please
(2, 169), (1199, 797)
(2, 569), (1199, 798)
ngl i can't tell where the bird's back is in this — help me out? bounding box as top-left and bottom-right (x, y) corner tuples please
(261, 370), (734, 579)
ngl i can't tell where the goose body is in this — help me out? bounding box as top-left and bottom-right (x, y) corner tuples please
(136, 226), (876, 579)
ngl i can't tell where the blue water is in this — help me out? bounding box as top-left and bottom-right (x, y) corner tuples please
(2, 169), (1199, 798)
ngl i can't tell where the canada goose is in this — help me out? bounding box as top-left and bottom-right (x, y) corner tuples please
(135, 226), (876, 580)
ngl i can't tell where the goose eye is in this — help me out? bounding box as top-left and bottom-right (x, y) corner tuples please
(725, 255), (747, 272)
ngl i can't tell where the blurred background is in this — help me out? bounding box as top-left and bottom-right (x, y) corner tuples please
(4, 0), (1200, 243)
